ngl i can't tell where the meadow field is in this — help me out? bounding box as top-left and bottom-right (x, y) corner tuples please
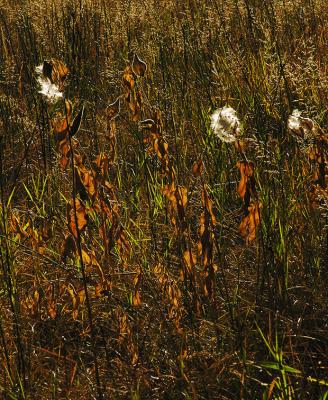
(0, 0), (328, 398)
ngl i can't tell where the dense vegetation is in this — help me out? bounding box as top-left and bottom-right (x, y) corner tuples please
(0, 0), (328, 398)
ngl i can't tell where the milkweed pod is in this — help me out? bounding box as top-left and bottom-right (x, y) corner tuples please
(138, 119), (156, 131)
(42, 60), (53, 81)
(69, 105), (84, 138)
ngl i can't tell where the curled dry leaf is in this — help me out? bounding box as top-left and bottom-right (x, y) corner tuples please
(118, 311), (130, 343)
(123, 65), (135, 91)
(94, 279), (112, 298)
(132, 267), (142, 307)
(82, 248), (106, 282)
(198, 214), (212, 267)
(237, 161), (261, 243)
(201, 187), (216, 226)
(9, 211), (28, 240)
(67, 198), (88, 239)
(28, 226), (46, 254)
(116, 226), (130, 260)
(123, 65), (143, 121)
(153, 137), (169, 158)
(163, 183), (188, 229)
(21, 287), (40, 316)
(74, 154), (97, 199)
(183, 248), (196, 275)
(192, 159), (204, 177)
(154, 137), (169, 174)
(139, 117), (168, 172)
(237, 161), (256, 200)
(132, 54), (147, 77)
(94, 153), (109, 179)
(129, 89), (143, 122)
(65, 283), (80, 320)
(59, 140), (71, 170)
(239, 202), (262, 244)
(52, 100), (72, 141)
(51, 100), (77, 169)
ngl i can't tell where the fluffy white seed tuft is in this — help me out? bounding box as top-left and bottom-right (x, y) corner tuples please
(35, 64), (63, 103)
(210, 106), (240, 143)
(287, 109), (314, 141)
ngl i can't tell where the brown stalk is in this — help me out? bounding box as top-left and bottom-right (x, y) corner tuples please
(66, 109), (103, 400)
